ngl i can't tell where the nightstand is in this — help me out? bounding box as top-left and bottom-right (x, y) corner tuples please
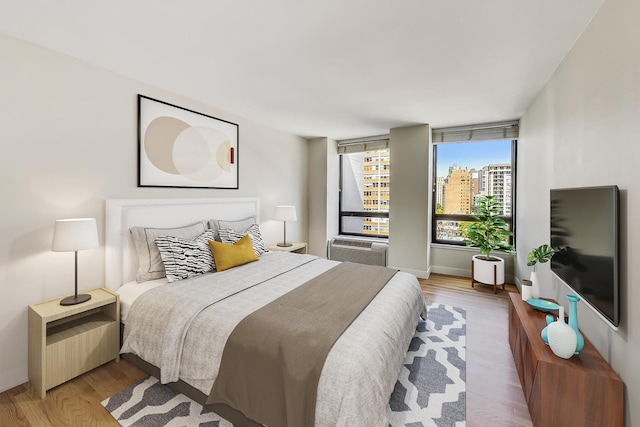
(267, 242), (308, 254)
(28, 288), (120, 398)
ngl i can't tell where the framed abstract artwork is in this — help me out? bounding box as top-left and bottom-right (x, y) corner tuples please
(138, 95), (239, 189)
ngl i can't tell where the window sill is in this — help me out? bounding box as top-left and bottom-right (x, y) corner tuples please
(430, 243), (517, 256)
(336, 235), (389, 243)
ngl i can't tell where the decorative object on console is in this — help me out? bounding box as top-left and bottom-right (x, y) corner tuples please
(521, 279), (533, 300)
(526, 244), (555, 299)
(274, 205), (297, 247)
(547, 306), (577, 359)
(52, 218), (99, 305)
(541, 314), (554, 345)
(567, 294), (584, 354)
(138, 95), (239, 189)
(463, 195), (513, 292)
(526, 298), (559, 312)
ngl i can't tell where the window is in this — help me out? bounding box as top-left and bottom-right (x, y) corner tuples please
(339, 146), (390, 238)
(432, 121), (518, 246)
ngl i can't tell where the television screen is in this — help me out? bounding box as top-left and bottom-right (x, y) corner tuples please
(550, 185), (619, 328)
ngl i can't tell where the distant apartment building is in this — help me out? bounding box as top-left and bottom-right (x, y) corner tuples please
(362, 150), (390, 236)
(439, 163), (511, 215)
(436, 163), (512, 241)
(482, 163), (512, 215)
(470, 169), (480, 196)
(443, 167), (471, 214)
(435, 176), (445, 211)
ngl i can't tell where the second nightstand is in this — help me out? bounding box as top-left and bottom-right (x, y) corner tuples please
(28, 288), (120, 398)
(267, 241), (308, 254)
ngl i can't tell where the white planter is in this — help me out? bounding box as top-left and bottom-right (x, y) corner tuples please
(472, 254), (505, 285)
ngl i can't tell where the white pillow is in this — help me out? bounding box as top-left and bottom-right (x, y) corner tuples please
(130, 221), (206, 282)
(156, 230), (216, 282)
(218, 224), (269, 256)
(208, 216), (256, 241)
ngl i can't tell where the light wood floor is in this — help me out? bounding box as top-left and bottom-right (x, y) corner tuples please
(420, 274), (533, 427)
(1, 274), (533, 426)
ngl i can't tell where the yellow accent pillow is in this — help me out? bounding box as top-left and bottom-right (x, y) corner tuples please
(208, 234), (259, 272)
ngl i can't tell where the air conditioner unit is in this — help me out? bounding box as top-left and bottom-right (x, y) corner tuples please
(327, 237), (388, 266)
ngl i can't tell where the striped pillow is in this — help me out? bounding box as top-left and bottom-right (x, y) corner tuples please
(218, 224), (269, 256)
(156, 230), (216, 282)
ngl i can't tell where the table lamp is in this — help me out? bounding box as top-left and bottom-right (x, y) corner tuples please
(52, 218), (99, 305)
(274, 206), (297, 247)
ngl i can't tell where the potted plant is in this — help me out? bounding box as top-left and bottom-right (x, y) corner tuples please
(463, 195), (513, 289)
(526, 244), (555, 298)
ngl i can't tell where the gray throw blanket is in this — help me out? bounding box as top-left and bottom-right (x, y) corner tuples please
(207, 262), (398, 427)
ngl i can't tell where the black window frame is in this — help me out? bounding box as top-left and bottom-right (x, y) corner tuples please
(338, 151), (390, 239)
(431, 139), (517, 247)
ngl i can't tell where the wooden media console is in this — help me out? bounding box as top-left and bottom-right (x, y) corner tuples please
(508, 293), (623, 427)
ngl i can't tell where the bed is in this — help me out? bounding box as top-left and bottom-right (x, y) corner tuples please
(105, 198), (426, 427)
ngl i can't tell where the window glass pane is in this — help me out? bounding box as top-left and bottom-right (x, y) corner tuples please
(340, 149), (390, 237)
(435, 219), (467, 242)
(433, 140), (514, 244)
(341, 216), (365, 235)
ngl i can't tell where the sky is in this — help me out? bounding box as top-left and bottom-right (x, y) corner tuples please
(436, 140), (512, 177)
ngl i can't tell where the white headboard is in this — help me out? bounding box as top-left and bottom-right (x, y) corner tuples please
(105, 198), (260, 290)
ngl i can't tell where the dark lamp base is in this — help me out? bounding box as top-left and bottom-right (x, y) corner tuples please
(60, 294), (92, 306)
(277, 242), (293, 247)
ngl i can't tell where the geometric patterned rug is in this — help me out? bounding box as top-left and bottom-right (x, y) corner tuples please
(102, 302), (466, 427)
(389, 303), (466, 427)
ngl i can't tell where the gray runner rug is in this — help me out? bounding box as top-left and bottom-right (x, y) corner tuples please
(102, 302), (466, 427)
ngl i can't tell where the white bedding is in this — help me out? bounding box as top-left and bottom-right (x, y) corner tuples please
(120, 252), (425, 427)
(116, 278), (167, 323)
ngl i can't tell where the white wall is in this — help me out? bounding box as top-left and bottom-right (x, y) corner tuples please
(388, 125), (431, 278)
(307, 137), (339, 257)
(517, 0), (639, 424)
(0, 33), (309, 392)
(430, 244), (515, 283)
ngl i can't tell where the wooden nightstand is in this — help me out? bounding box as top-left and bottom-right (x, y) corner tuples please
(267, 242), (308, 254)
(28, 288), (120, 398)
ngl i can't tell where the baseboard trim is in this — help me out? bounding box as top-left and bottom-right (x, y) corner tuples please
(430, 266), (469, 278)
(389, 265), (430, 279)
(430, 266), (515, 284)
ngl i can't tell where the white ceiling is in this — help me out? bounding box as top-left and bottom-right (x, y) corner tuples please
(0, 0), (604, 140)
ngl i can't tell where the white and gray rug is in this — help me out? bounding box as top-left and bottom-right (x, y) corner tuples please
(103, 303), (466, 427)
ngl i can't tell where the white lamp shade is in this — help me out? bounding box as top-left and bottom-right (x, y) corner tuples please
(274, 206), (297, 222)
(52, 218), (99, 252)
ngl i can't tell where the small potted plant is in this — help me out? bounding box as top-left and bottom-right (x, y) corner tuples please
(463, 195), (514, 289)
(526, 244), (555, 298)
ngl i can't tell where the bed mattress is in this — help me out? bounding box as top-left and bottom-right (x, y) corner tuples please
(116, 278), (167, 323)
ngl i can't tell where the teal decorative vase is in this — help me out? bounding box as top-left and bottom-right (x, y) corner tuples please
(541, 314), (554, 345)
(567, 295), (584, 354)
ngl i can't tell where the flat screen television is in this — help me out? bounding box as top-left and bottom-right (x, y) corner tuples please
(550, 185), (619, 329)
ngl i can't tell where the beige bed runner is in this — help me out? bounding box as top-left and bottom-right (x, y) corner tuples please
(207, 261), (397, 427)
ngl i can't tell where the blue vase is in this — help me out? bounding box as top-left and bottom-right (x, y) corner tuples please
(541, 314), (554, 344)
(567, 295), (584, 354)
